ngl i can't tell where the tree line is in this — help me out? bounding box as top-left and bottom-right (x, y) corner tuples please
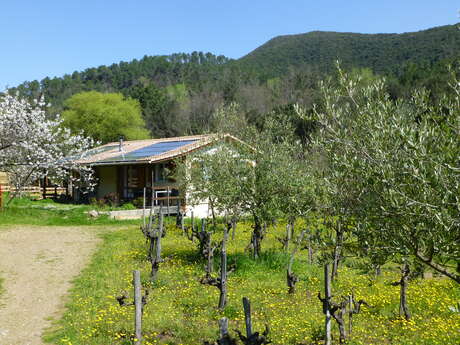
(8, 28), (460, 141)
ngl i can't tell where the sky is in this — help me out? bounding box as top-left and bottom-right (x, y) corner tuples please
(0, 1), (458, 88)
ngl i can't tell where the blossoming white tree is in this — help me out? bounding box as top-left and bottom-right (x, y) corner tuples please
(0, 93), (95, 202)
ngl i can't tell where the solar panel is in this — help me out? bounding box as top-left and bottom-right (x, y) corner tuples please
(84, 145), (119, 157)
(65, 144), (119, 162)
(102, 140), (197, 162)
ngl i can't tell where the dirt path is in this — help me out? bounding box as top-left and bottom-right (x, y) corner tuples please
(0, 226), (107, 345)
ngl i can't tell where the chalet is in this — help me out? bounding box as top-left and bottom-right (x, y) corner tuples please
(74, 134), (242, 217)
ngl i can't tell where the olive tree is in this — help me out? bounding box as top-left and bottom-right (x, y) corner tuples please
(179, 104), (315, 259)
(307, 66), (460, 283)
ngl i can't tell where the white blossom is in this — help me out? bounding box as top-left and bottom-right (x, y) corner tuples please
(0, 93), (95, 198)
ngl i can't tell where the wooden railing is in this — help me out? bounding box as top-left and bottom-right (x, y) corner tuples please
(122, 185), (183, 208)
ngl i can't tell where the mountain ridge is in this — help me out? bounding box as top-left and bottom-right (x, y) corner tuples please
(237, 23), (460, 77)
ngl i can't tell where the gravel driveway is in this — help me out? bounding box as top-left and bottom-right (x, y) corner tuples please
(0, 226), (104, 345)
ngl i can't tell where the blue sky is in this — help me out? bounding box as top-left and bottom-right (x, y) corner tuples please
(0, 1), (458, 87)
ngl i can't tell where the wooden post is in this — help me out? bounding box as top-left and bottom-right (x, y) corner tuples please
(0, 184), (3, 209)
(191, 211), (194, 231)
(167, 186), (170, 217)
(133, 270), (142, 345)
(151, 179), (155, 208)
(243, 297), (252, 339)
(176, 202), (181, 227)
(218, 225), (229, 309)
(142, 187), (146, 228)
(180, 206), (185, 233)
(148, 188), (154, 229)
(348, 294), (353, 336)
(42, 175), (47, 200)
(324, 264), (332, 345)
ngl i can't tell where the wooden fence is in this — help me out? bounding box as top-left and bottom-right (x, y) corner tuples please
(0, 185), (67, 199)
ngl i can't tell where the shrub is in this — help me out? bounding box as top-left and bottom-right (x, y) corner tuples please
(132, 197), (144, 209)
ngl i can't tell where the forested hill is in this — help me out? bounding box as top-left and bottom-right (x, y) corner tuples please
(10, 23), (460, 138)
(12, 53), (233, 115)
(238, 23), (460, 78)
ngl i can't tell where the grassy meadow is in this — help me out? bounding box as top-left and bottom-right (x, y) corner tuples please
(40, 217), (460, 345)
(0, 194), (140, 227)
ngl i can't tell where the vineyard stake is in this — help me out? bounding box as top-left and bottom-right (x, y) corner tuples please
(133, 270), (142, 345)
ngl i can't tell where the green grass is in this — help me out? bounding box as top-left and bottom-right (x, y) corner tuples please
(0, 195), (141, 227)
(43, 220), (460, 345)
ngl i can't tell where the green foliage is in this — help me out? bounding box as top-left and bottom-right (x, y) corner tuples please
(239, 23), (460, 79)
(309, 64), (460, 283)
(166, 83), (189, 105)
(62, 91), (149, 143)
(131, 197), (145, 209)
(128, 84), (179, 138)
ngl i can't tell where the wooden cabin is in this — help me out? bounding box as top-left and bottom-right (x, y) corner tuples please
(74, 134), (243, 218)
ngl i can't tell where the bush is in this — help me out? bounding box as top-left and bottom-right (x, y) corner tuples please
(132, 197), (144, 209)
(89, 197), (106, 209)
(119, 202), (136, 210)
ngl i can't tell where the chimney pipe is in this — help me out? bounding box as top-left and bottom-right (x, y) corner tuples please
(119, 137), (124, 152)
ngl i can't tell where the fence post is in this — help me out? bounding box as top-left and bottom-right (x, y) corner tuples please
(191, 211), (195, 231)
(348, 294), (353, 336)
(218, 225), (229, 309)
(133, 270), (142, 345)
(324, 264), (332, 345)
(243, 297), (252, 339)
(167, 186), (170, 216)
(143, 187), (146, 228)
(42, 176), (47, 200)
(0, 184), (3, 209)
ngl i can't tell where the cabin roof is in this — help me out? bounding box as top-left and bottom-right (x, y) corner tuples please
(74, 134), (243, 166)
